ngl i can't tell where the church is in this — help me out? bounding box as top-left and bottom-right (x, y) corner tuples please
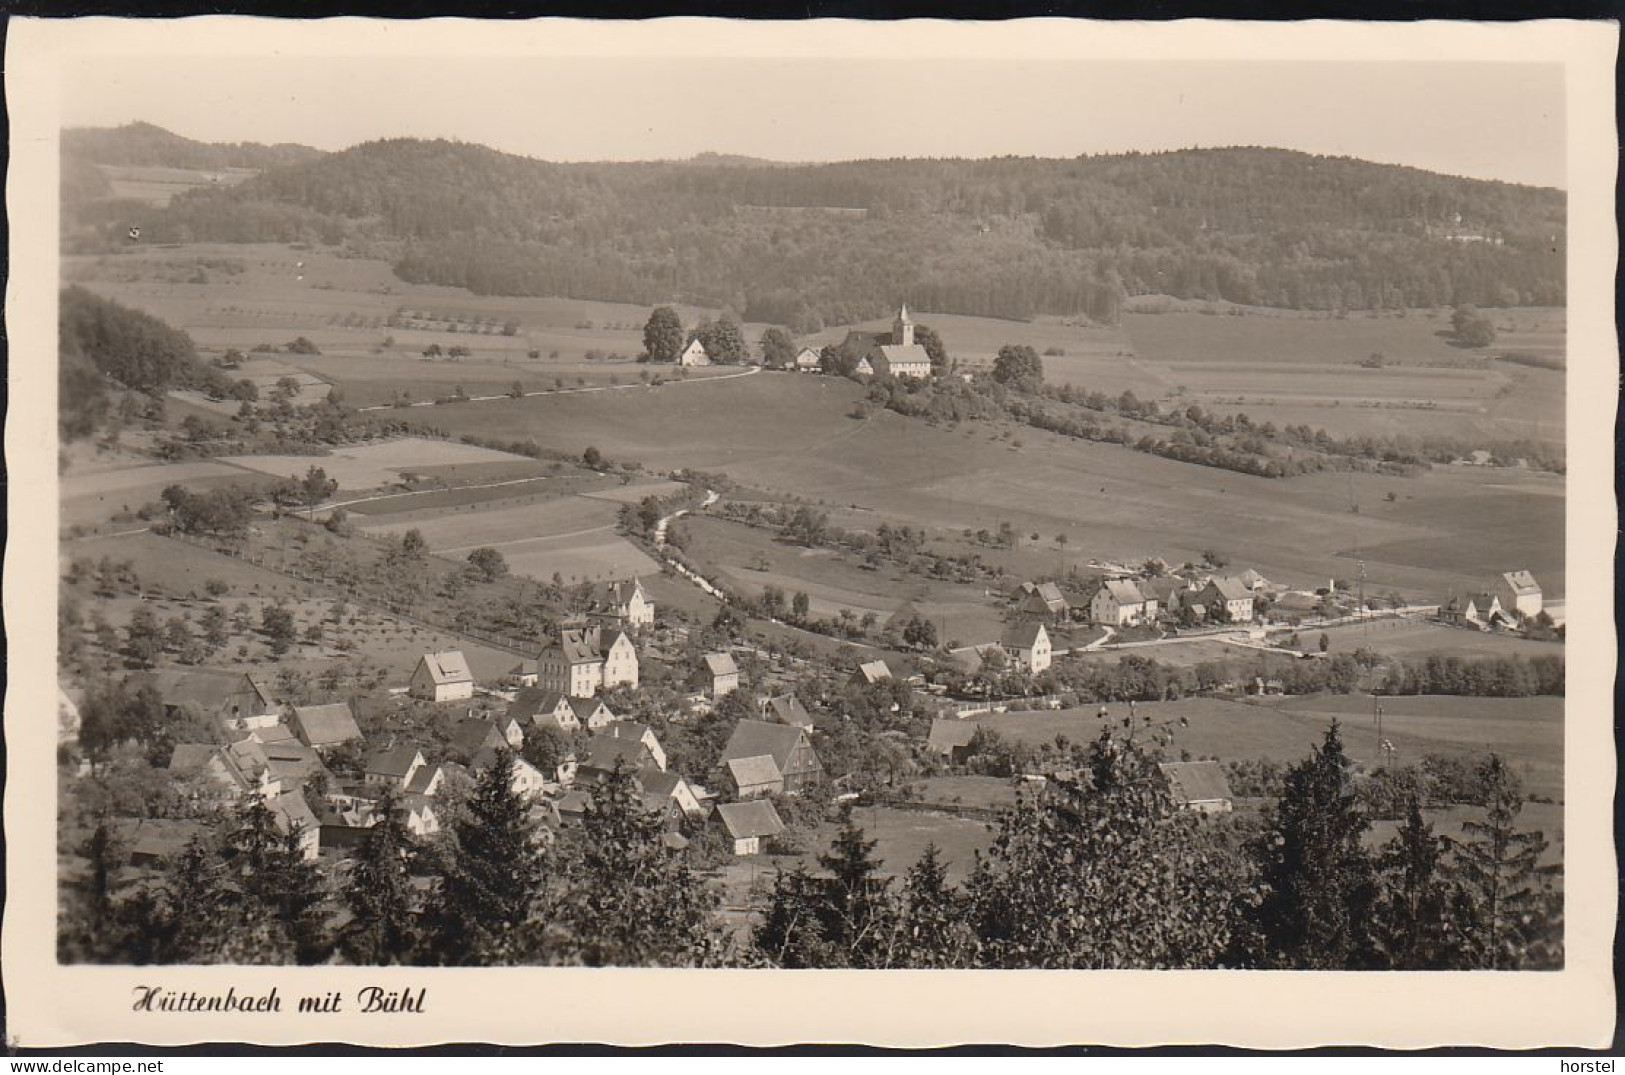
(842, 305), (934, 380)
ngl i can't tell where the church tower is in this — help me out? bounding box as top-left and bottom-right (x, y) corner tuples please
(893, 304), (914, 347)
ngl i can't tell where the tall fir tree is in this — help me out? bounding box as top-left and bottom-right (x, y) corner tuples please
(428, 748), (547, 964)
(1372, 795), (1471, 969)
(816, 806), (896, 968)
(1244, 722), (1380, 969)
(341, 789), (422, 965)
(1447, 754), (1561, 969)
(895, 842), (974, 968)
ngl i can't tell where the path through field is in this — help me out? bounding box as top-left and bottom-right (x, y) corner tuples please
(353, 364), (761, 412)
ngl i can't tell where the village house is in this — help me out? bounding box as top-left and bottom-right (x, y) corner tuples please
(576, 733), (660, 784)
(1001, 621), (1053, 674)
(260, 738), (331, 791)
(1195, 577), (1255, 623)
(470, 746), (549, 800)
(271, 792), (321, 861)
(842, 306), (933, 380)
(1442, 592), (1506, 630)
(289, 701), (362, 750)
(1142, 576), (1189, 620)
(533, 626), (639, 698)
(928, 718), (980, 766)
(405, 760), (452, 798)
(127, 819), (208, 870)
(793, 346), (822, 372)
(850, 659), (893, 687)
(1090, 579), (1157, 626)
(363, 743), (426, 790)
(1158, 761), (1235, 815)
(1270, 591), (1324, 624)
(451, 717), (505, 762)
(131, 669), (278, 731)
(634, 768), (705, 820)
(408, 650), (474, 703)
(720, 719), (823, 796)
(726, 754), (784, 799)
(167, 740), (279, 803)
(1496, 570), (1543, 618)
(1020, 580), (1071, 623)
(760, 694), (815, 732)
(678, 338), (710, 366)
(712, 799), (786, 856)
(694, 652), (741, 699)
(1235, 568), (1276, 594)
(604, 721), (667, 771)
(587, 578), (655, 627)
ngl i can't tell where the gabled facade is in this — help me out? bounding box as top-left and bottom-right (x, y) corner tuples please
(590, 578), (655, 626)
(409, 650), (474, 702)
(678, 338), (710, 366)
(1496, 571), (1543, 618)
(1195, 577), (1254, 623)
(1090, 579), (1156, 626)
(793, 346), (822, 371)
(696, 652), (740, 698)
(720, 720), (822, 794)
(1001, 621), (1053, 674)
(534, 627), (638, 698)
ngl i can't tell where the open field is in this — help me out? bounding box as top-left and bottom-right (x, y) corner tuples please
(221, 436), (531, 492)
(971, 693), (1563, 800)
(97, 164), (259, 206)
(1122, 308), (1565, 446)
(795, 805), (997, 884)
(357, 495), (659, 585)
(1279, 619), (1566, 661)
(61, 459), (259, 529)
(678, 516), (1009, 645)
(66, 245), (766, 404)
(398, 372), (1562, 602)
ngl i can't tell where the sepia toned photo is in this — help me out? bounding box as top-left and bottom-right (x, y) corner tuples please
(6, 16), (1617, 1048)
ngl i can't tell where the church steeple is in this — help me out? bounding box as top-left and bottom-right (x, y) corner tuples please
(893, 304), (914, 347)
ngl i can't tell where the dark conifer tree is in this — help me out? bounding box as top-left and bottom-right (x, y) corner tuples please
(342, 789), (422, 965)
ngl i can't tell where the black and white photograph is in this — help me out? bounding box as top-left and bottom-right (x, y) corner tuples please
(6, 15), (1617, 1049)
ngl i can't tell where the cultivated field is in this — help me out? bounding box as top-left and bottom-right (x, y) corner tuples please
(61, 459), (257, 529)
(356, 493), (660, 585)
(221, 436), (532, 492)
(396, 372), (1563, 603)
(96, 164), (259, 206)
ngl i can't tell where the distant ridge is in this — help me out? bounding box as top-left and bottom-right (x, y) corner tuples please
(62, 129), (1565, 327)
(62, 121), (324, 172)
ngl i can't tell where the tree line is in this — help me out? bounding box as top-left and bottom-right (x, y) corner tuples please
(69, 137), (1564, 327)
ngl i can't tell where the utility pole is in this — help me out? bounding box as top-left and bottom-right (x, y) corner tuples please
(1373, 695), (1383, 764)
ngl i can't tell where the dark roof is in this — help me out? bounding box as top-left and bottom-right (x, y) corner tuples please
(635, 767), (686, 799)
(129, 669), (270, 714)
(714, 800), (785, 841)
(720, 720), (805, 772)
(365, 743), (423, 779)
(581, 734), (653, 773)
(568, 696), (613, 722)
(451, 718), (503, 758)
(606, 721), (654, 742)
(727, 754), (783, 790)
(702, 652), (739, 678)
(290, 702), (361, 747)
(507, 688), (569, 724)
(1001, 621), (1048, 650)
(1206, 577), (1252, 602)
(762, 695), (813, 728)
(262, 740), (329, 786)
(1159, 761), (1233, 805)
(1501, 570), (1541, 595)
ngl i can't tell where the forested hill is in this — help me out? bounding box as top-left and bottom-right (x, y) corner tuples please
(68, 131), (1565, 327)
(62, 121), (325, 172)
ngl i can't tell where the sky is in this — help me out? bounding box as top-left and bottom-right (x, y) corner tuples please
(62, 56), (1567, 188)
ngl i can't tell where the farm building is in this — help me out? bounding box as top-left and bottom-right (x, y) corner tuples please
(409, 650), (474, 703)
(1158, 761), (1234, 815)
(694, 652), (741, 698)
(726, 754), (784, 799)
(1090, 579), (1157, 626)
(1001, 621), (1053, 674)
(1496, 571), (1543, 618)
(712, 800), (786, 856)
(506, 687), (601, 732)
(261, 739), (331, 790)
(720, 719), (822, 795)
(1195, 577), (1255, 623)
(1020, 581), (1070, 622)
(405, 761), (452, 798)
(588, 578), (655, 626)
(167, 740), (279, 802)
(1441, 592), (1507, 630)
(850, 660), (893, 687)
(1235, 568), (1276, 594)
(1270, 591), (1323, 624)
(604, 721), (667, 771)
(289, 702), (362, 749)
(928, 718), (979, 765)
(129, 669), (278, 731)
(761, 693), (815, 732)
(364, 744), (427, 790)
(1142, 576), (1189, 618)
(576, 733), (660, 784)
(127, 819), (208, 869)
(793, 346), (822, 371)
(678, 338), (710, 366)
(272, 791), (321, 861)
